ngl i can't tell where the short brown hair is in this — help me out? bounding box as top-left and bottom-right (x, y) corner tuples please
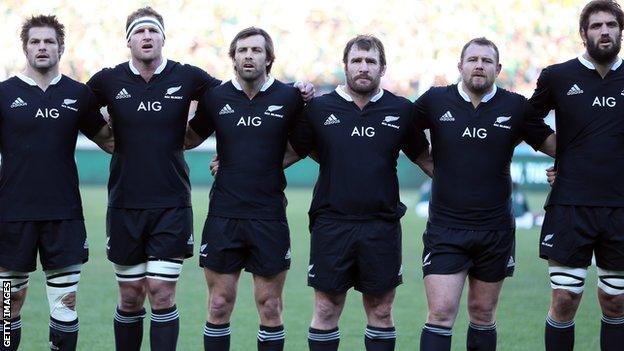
(580, 0), (624, 33)
(126, 7), (164, 31)
(342, 35), (386, 67)
(460, 37), (500, 64)
(228, 27), (276, 73)
(20, 15), (65, 50)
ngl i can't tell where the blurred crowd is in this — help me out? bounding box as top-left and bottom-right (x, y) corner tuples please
(0, 0), (584, 98)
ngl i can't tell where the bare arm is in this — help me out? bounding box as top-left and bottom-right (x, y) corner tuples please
(90, 125), (114, 154)
(184, 126), (206, 150)
(414, 148), (433, 178)
(538, 133), (556, 158)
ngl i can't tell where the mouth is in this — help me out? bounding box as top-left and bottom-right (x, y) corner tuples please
(35, 54), (49, 59)
(141, 43), (153, 50)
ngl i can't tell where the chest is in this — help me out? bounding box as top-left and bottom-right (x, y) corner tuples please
(211, 96), (296, 138)
(428, 101), (522, 148)
(1, 90), (81, 134)
(104, 75), (195, 126)
(312, 103), (407, 150)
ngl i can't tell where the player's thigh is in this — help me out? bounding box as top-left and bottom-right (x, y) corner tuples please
(421, 223), (472, 277)
(253, 271), (287, 303)
(199, 216), (247, 274)
(246, 219), (291, 277)
(308, 218), (358, 295)
(467, 276), (505, 320)
(146, 207), (193, 260)
(469, 228), (515, 282)
(355, 220), (402, 295)
(39, 220), (88, 270)
(424, 271), (468, 313)
(0, 221), (40, 272)
(204, 267), (241, 303)
(539, 205), (596, 268)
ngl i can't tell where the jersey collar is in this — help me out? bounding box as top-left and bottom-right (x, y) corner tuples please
(231, 75), (275, 92)
(16, 73), (62, 86)
(335, 85), (384, 102)
(457, 81), (497, 103)
(577, 55), (623, 71)
(128, 58), (168, 75)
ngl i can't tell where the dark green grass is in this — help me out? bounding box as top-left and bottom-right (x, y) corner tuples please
(16, 188), (601, 350)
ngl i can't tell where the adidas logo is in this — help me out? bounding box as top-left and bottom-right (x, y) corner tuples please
(621, 89), (624, 96)
(323, 114), (341, 125)
(285, 248), (291, 260)
(507, 256), (515, 268)
(566, 84), (583, 96)
(187, 234), (194, 245)
(10, 97), (27, 108)
(439, 111), (454, 121)
(115, 88), (131, 99)
(219, 104), (235, 115)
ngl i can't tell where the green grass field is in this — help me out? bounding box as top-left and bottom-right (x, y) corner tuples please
(15, 187), (602, 350)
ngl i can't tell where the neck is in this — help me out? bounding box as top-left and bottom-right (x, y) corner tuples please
(235, 74), (268, 99)
(133, 56), (163, 82)
(23, 65), (59, 91)
(344, 84), (380, 110)
(463, 83), (493, 108)
(583, 52), (618, 78)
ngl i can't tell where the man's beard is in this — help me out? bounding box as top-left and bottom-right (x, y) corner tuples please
(347, 74), (380, 95)
(587, 37), (622, 64)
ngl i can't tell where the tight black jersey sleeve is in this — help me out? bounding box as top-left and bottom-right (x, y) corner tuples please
(519, 102), (553, 150)
(289, 108), (316, 158)
(401, 106), (430, 162)
(188, 94), (215, 139)
(79, 88), (108, 139)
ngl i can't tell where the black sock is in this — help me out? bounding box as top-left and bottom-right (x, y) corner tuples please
(467, 322), (496, 351)
(150, 305), (179, 351)
(114, 307), (146, 351)
(420, 323), (452, 351)
(0, 316), (21, 351)
(257, 324), (285, 351)
(203, 322), (231, 351)
(364, 325), (396, 351)
(545, 314), (574, 351)
(49, 317), (79, 351)
(601, 315), (624, 351)
(308, 327), (340, 351)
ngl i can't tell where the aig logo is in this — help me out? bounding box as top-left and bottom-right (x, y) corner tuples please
(35, 108), (59, 119)
(462, 127), (487, 139)
(237, 116), (262, 127)
(138, 101), (162, 111)
(351, 126), (375, 137)
(592, 96), (616, 107)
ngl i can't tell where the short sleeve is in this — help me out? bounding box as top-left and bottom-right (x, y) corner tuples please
(401, 105), (430, 162)
(191, 66), (222, 100)
(188, 93), (215, 139)
(79, 87), (107, 139)
(520, 99), (554, 150)
(289, 104), (316, 158)
(528, 67), (554, 118)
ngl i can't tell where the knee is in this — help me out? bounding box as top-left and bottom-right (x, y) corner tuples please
(209, 293), (235, 320)
(119, 282), (146, 311)
(315, 297), (342, 323)
(147, 281), (175, 309)
(550, 289), (582, 320)
(428, 303), (459, 325)
(598, 290), (624, 317)
(468, 298), (496, 325)
(10, 290), (27, 317)
(61, 292), (76, 311)
(257, 296), (282, 322)
(367, 302), (393, 323)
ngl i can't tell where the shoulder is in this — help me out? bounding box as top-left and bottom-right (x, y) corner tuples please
(305, 91), (337, 110)
(495, 86), (527, 103)
(541, 58), (580, 78)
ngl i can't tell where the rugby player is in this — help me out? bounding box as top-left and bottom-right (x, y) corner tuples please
(0, 15), (112, 351)
(414, 38), (556, 351)
(185, 27), (305, 351)
(289, 35), (432, 351)
(529, 1), (624, 350)
(86, 7), (222, 350)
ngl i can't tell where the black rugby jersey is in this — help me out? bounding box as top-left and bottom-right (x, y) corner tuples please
(189, 77), (304, 220)
(415, 83), (553, 230)
(87, 59), (220, 208)
(530, 56), (624, 207)
(290, 87), (429, 222)
(0, 74), (107, 220)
